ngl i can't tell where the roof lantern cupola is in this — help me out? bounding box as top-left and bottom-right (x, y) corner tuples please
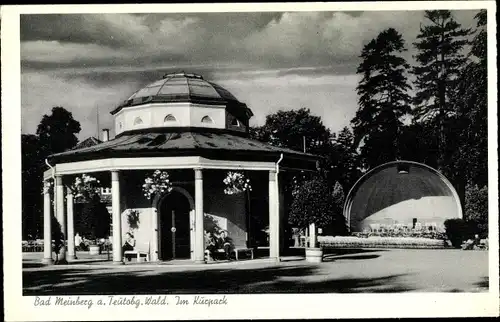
(110, 72), (253, 137)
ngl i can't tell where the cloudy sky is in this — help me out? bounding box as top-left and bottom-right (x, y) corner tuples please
(20, 10), (479, 140)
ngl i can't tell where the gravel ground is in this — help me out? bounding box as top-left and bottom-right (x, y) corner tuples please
(23, 248), (489, 294)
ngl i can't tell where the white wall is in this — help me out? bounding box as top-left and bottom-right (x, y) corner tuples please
(204, 182), (247, 248)
(121, 207), (154, 253)
(113, 102), (226, 135)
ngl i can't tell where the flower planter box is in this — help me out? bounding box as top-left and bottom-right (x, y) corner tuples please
(318, 236), (447, 249)
(305, 247), (323, 263)
(89, 245), (100, 255)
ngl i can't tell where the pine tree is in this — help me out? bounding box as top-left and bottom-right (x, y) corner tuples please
(328, 127), (361, 190)
(452, 10), (487, 187)
(352, 28), (411, 169)
(412, 10), (472, 171)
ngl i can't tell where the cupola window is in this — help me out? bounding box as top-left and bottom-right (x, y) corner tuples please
(133, 117), (143, 126)
(231, 118), (240, 127)
(164, 114), (177, 122)
(201, 116), (214, 124)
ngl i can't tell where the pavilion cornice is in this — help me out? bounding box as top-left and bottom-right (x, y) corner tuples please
(43, 156), (280, 180)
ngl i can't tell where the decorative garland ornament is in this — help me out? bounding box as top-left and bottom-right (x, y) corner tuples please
(41, 180), (53, 195)
(223, 171), (252, 195)
(142, 170), (173, 200)
(73, 174), (101, 201)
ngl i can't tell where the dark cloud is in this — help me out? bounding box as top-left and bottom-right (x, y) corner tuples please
(20, 9), (480, 140)
(21, 14), (134, 48)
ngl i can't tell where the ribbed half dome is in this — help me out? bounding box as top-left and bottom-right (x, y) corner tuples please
(111, 72), (250, 116)
(345, 161), (462, 231)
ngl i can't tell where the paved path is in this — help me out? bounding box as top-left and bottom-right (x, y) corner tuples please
(23, 248), (488, 294)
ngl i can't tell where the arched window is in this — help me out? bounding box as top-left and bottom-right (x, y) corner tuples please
(133, 117), (143, 125)
(164, 114), (176, 122)
(231, 118), (240, 126)
(201, 115), (214, 124)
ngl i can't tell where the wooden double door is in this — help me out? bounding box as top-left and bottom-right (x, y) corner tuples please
(159, 191), (192, 260)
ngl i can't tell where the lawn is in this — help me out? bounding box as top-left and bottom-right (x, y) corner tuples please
(22, 248), (488, 294)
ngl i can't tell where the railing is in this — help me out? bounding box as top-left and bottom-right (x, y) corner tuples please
(22, 240), (44, 252)
(23, 239), (114, 252)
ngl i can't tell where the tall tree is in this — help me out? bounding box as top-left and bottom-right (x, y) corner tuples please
(451, 9), (488, 187)
(250, 108), (333, 186)
(22, 106), (81, 240)
(412, 10), (472, 171)
(36, 106), (82, 156)
(253, 107), (331, 154)
(22, 134), (44, 239)
(352, 28), (412, 169)
(327, 127), (362, 191)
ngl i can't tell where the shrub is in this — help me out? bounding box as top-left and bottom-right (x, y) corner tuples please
(444, 218), (471, 248)
(289, 178), (336, 229)
(76, 196), (111, 241)
(464, 184), (488, 238)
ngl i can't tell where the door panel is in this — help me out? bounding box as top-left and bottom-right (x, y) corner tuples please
(160, 191), (191, 260)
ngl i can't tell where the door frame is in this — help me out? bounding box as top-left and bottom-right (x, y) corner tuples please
(156, 186), (195, 260)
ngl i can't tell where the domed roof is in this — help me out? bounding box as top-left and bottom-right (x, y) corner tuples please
(344, 161), (462, 231)
(111, 72), (251, 116)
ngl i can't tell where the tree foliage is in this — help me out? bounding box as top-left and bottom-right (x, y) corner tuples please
(251, 107), (331, 154)
(251, 108), (361, 192)
(288, 177), (340, 230)
(75, 196), (111, 241)
(412, 10), (472, 170)
(464, 184), (488, 237)
(352, 28), (411, 169)
(327, 127), (362, 190)
(22, 134), (44, 239)
(450, 9), (488, 187)
(36, 106), (81, 156)
(22, 107), (81, 239)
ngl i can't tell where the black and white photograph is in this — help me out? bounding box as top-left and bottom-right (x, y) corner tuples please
(2, 1), (498, 320)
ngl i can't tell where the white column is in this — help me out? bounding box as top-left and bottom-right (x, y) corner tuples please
(268, 170), (279, 261)
(42, 181), (53, 264)
(66, 187), (75, 261)
(151, 208), (159, 262)
(111, 171), (123, 264)
(309, 223), (317, 248)
(194, 168), (205, 263)
(55, 175), (67, 263)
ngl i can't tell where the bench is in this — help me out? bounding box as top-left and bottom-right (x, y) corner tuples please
(204, 247), (254, 261)
(233, 247), (254, 260)
(124, 242), (150, 262)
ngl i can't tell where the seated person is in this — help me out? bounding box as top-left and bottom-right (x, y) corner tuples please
(79, 236), (89, 251)
(462, 238), (475, 250)
(122, 232), (136, 260)
(218, 230), (233, 260)
(205, 231), (219, 260)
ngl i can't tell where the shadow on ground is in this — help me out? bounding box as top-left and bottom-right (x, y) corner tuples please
(475, 277), (489, 289)
(323, 254), (381, 262)
(322, 248), (387, 256)
(23, 265), (413, 295)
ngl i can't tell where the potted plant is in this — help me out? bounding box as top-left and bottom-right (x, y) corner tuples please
(288, 177), (340, 262)
(77, 195), (111, 255)
(72, 174), (110, 255)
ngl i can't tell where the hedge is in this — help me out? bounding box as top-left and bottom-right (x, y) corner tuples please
(318, 236), (447, 249)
